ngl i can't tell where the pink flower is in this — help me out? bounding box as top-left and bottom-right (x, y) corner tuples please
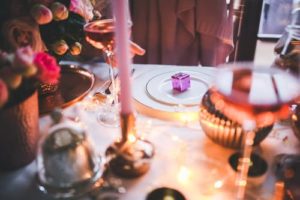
(69, 0), (94, 21)
(13, 46), (37, 77)
(0, 79), (8, 108)
(51, 2), (69, 21)
(50, 39), (69, 55)
(30, 4), (53, 25)
(34, 52), (60, 84)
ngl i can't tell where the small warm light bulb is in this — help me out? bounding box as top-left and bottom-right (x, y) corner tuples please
(171, 135), (179, 141)
(177, 166), (190, 184)
(214, 180), (224, 189)
(116, 137), (121, 143)
(292, 114), (298, 121)
(180, 112), (197, 124)
(128, 133), (136, 143)
(146, 120), (152, 128)
(236, 180), (247, 187)
(139, 133), (145, 140)
(180, 114), (188, 123)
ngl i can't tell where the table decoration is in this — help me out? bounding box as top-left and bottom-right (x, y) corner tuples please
(0, 46), (60, 170)
(171, 72), (191, 92)
(104, 0), (154, 178)
(2, 0), (95, 58)
(199, 90), (273, 149)
(1, 0), (104, 101)
(37, 109), (104, 198)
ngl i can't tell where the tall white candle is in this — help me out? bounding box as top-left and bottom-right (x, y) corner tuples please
(112, 0), (134, 114)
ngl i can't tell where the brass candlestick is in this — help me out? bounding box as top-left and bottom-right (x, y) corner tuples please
(106, 113), (155, 178)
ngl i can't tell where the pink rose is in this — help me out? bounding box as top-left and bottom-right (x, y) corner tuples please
(51, 2), (69, 21)
(12, 46), (37, 77)
(34, 52), (60, 84)
(70, 42), (82, 55)
(50, 40), (69, 55)
(0, 79), (8, 108)
(30, 4), (53, 25)
(69, 0), (94, 21)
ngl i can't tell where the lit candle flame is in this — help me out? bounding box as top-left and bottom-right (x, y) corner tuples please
(214, 180), (224, 189)
(128, 133), (136, 143)
(179, 113), (197, 124)
(177, 166), (190, 184)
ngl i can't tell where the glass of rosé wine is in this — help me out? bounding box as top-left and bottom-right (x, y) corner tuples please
(84, 19), (131, 127)
(209, 62), (300, 199)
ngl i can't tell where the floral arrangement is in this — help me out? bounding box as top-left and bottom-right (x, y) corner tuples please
(28, 0), (95, 58)
(1, 0), (108, 60)
(0, 46), (60, 108)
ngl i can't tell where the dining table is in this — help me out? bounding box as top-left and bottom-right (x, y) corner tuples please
(0, 63), (299, 200)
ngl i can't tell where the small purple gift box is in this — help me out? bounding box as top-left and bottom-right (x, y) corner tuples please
(171, 72), (191, 92)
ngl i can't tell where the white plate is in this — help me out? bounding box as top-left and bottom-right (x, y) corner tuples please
(146, 71), (210, 106)
(132, 66), (216, 121)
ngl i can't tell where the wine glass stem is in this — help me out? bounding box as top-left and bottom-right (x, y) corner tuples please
(236, 122), (256, 200)
(105, 50), (118, 105)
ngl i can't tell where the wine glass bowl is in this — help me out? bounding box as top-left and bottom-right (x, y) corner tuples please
(84, 19), (115, 51)
(211, 64), (300, 127)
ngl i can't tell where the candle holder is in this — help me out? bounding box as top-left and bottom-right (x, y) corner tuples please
(229, 152), (268, 187)
(146, 187), (186, 200)
(105, 113), (155, 178)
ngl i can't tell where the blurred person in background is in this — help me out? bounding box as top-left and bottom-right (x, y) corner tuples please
(129, 0), (234, 66)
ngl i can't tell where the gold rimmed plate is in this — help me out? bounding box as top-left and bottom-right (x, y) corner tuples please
(146, 71), (210, 106)
(39, 65), (95, 115)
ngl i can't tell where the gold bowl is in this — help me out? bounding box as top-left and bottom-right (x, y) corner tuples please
(199, 90), (273, 149)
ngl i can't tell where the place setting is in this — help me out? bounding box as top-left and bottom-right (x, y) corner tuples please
(132, 67), (215, 121)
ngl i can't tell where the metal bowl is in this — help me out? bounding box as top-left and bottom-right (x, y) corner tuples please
(199, 90), (273, 149)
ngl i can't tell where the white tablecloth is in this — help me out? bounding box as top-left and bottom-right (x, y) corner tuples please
(0, 64), (299, 200)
